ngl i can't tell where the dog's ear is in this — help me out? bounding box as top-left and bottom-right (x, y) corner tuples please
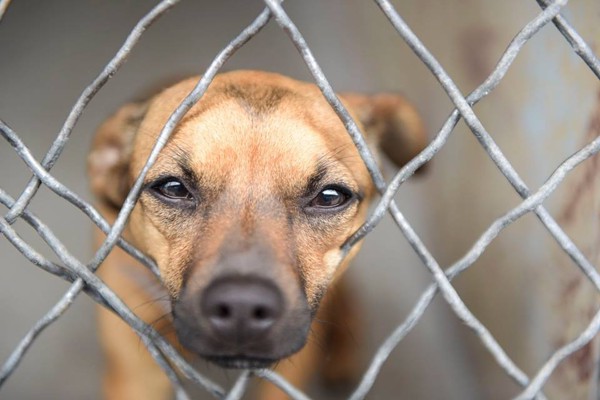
(88, 101), (149, 210)
(340, 93), (428, 169)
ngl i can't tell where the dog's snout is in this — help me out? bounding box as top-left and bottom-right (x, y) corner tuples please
(174, 272), (311, 367)
(201, 278), (283, 343)
(174, 232), (311, 366)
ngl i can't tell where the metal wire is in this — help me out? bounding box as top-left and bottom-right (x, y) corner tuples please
(0, 0), (11, 21)
(4, 0), (181, 224)
(224, 371), (254, 400)
(1, 0), (600, 399)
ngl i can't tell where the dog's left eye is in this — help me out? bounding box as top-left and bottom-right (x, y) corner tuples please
(152, 179), (193, 201)
(308, 186), (352, 210)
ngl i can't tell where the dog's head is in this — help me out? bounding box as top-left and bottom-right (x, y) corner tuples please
(89, 70), (426, 368)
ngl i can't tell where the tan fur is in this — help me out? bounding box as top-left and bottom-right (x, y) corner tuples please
(89, 70), (427, 399)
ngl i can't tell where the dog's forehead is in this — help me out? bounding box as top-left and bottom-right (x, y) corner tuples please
(134, 72), (369, 190)
(170, 101), (356, 192)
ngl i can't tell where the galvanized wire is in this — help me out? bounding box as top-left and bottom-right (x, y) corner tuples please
(0, 0), (11, 21)
(224, 371), (253, 400)
(4, 0), (181, 224)
(375, 0), (600, 296)
(349, 127), (600, 400)
(516, 305), (600, 400)
(536, 0), (600, 79)
(255, 369), (311, 400)
(1, 0), (600, 399)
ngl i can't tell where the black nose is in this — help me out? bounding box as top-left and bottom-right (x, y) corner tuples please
(201, 278), (283, 344)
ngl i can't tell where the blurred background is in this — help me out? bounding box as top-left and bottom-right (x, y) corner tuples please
(1, 0), (599, 399)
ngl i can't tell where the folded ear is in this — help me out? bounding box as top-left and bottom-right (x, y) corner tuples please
(87, 101), (149, 210)
(339, 93), (428, 169)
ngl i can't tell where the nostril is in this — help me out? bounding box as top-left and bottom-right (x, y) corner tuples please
(215, 303), (231, 319)
(252, 305), (270, 321)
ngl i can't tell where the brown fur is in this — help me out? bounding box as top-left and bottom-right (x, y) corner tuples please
(89, 70), (427, 399)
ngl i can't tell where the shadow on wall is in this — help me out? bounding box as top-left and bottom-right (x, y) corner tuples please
(1, 0), (599, 399)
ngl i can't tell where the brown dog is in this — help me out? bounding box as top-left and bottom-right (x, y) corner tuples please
(88, 70), (427, 399)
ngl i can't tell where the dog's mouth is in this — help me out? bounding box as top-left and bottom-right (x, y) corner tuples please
(205, 355), (276, 369)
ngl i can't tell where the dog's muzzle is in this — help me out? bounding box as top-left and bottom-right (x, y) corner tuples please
(172, 275), (311, 369)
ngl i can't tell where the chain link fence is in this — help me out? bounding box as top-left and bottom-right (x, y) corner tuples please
(1, 0), (600, 399)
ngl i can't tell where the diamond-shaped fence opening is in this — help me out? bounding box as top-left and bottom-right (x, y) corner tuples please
(1, 0), (600, 399)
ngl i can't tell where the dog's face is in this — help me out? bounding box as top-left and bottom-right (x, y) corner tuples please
(89, 70), (426, 368)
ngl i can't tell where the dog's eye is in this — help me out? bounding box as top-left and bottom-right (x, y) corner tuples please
(152, 179), (193, 201)
(309, 186), (351, 209)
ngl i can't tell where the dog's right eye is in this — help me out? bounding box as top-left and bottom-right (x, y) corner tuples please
(152, 179), (194, 202)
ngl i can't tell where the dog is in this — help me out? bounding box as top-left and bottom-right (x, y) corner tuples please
(88, 70), (427, 399)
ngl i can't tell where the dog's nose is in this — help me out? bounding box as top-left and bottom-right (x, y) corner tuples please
(201, 278), (283, 343)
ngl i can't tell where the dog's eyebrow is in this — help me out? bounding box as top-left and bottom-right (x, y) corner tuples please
(304, 161), (329, 196)
(169, 145), (200, 184)
(303, 156), (364, 200)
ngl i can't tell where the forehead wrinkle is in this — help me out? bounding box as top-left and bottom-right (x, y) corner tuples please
(218, 83), (295, 116)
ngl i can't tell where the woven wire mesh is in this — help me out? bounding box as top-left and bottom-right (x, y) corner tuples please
(1, 0), (600, 399)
